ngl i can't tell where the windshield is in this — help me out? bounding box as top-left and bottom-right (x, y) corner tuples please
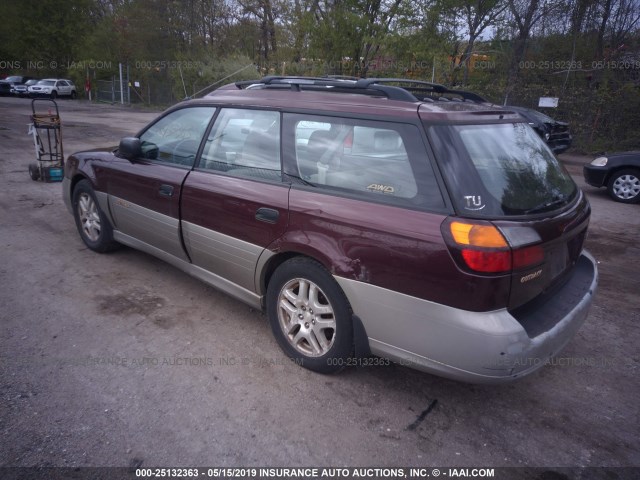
(5, 76), (21, 82)
(429, 122), (577, 217)
(39, 80), (55, 86)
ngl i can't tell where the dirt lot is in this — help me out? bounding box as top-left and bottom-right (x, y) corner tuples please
(0, 97), (638, 475)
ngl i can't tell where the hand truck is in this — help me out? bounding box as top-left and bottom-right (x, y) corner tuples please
(28, 99), (64, 182)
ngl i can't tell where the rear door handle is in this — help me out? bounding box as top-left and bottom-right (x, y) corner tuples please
(255, 207), (279, 223)
(159, 184), (174, 197)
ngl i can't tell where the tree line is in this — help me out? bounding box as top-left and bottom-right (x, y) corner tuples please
(1, 0), (639, 151)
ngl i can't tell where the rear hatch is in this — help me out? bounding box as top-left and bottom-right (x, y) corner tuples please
(493, 194), (589, 309)
(426, 119), (589, 310)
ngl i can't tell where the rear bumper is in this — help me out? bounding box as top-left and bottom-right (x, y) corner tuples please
(335, 250), (598, 383)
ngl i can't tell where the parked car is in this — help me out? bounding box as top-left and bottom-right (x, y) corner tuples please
(1, 75), (35, 96)
(62, 76), (598, 383)
(583, 151), (640, 203)
(12, 78), (39, 97)
(505, 106), (573, 154)
(386, 84), (573, 155)
(28, 78), (77, 99)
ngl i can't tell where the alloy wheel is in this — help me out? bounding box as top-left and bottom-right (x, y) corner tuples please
(77, 193), (101, 241)
(277, 278), (336, 357)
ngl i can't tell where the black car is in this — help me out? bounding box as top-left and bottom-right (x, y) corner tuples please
(583, 152), (640, 203)
(0, 75), (35, 96)
(506, 106), (572, 154)
(0, 80), (11, 96)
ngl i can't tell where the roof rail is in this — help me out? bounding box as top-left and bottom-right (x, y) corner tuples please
(355, 78), (488, 102)
(234, 76), (488, 103)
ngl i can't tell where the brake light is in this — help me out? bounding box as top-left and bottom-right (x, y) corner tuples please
(443, 219), (544, 274)
(461, 250), (511, 272)
(513, 245), (544, 269)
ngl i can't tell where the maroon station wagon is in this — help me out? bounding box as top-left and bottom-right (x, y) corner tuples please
(63, 77), (598, 383)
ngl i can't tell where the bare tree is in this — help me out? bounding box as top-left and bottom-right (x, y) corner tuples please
(503, 0), (569, 99)
(457, 0), (508, 85)
(606, 0), (640, 54)
(239, 0), (279, 62)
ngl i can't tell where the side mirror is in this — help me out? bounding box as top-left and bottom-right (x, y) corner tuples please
(118, 137), (142, 160)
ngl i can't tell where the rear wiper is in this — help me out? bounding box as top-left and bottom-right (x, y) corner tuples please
(524, 196), (567, 214)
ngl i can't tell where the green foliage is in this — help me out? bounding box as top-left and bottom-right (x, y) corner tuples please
(0, 0), (93, 76)
(1, 0), (638, 151)
(168, 54), (259, 99)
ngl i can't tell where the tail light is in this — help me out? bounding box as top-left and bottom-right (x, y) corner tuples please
(442, 218), (544, 274)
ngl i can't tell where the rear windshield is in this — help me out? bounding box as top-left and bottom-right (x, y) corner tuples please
(429, 122), (577, 217)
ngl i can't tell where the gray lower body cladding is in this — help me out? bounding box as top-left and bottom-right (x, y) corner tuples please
(335, 250), (598, 383)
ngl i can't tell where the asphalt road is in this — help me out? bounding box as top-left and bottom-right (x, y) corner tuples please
(0, 97), (638, 474)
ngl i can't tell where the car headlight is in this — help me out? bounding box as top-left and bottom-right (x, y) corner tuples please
(590, 156), (608, 166)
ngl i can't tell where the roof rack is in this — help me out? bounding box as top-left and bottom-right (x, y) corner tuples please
(234, 76), (488, 104)
(235, 76), (417, 101)
(354, 78), (488, 103)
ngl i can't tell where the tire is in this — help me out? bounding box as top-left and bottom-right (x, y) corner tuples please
(70, 90), (77, 99)
(72, 179), (119, 252)
(266, 257), (353, 373)
(28, 163), (40, 181)
(50, 90), (57, 99)
(606, 168), (640, 204)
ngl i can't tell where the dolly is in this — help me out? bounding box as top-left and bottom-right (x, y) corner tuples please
(28, 99), (64, 182)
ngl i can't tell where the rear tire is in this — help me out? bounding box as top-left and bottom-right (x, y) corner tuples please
(70, 90), (77, 99)
(266, 257), (353, 373)
(72, 180), (119, 252)
(28, 163), (40, 181)
(607, 169), (640, 204)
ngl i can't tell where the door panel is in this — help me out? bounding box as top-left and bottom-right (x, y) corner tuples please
(108, 162), (190, 261)
(57, 81), (70, 95)
(107, 105), (216, 261)
(181, 172), (289, 291)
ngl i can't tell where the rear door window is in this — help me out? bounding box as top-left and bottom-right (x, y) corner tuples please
(286, 114), (445, 210)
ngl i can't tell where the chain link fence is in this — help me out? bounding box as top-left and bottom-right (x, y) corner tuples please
(92, 73), (183, 106)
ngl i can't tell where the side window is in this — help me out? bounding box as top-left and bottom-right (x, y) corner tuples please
(139, 107), (216, 166)
(289, 115), (445, 209)
(199, 108), (281, 181)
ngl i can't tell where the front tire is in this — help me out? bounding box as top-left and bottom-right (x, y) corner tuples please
(72, 180), (119, 252)
(50, 90), (57, 99)
(607, 169), (640, 204)
(266, 257), (353, 373)
(28, 163), (40, 181)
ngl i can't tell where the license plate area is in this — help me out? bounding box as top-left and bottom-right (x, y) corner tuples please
(547, 242), (570, 281)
